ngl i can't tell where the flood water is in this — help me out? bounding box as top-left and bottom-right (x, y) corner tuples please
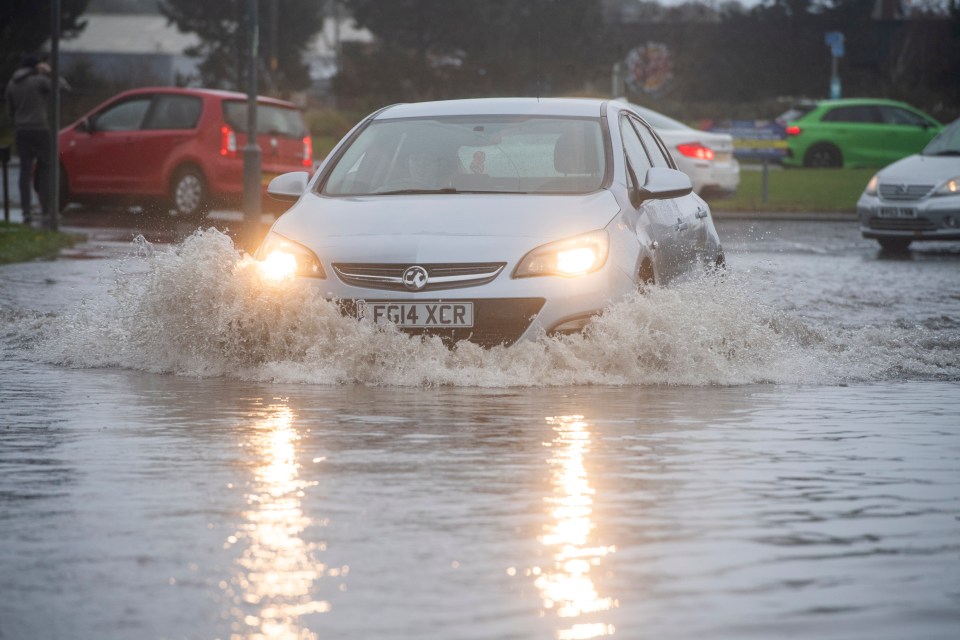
(1, 218), (958, 639)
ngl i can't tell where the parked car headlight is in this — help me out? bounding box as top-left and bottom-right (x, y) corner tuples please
(255, 231), (325, 280)
(514, 230), (609, 278)
(864, 174), (879, 196)
(934, 177), (960, 196)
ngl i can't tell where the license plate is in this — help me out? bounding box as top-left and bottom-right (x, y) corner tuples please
(357, 301), (474, 328)
(878, 207), (916, 218)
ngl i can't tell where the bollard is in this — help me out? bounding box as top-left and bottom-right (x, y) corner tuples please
(1, 145), (10, 223)
(761, 157), (769, 204)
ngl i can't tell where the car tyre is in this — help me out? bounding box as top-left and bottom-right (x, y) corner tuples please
(170, 166), (209, 217)
(877, 238), (911, 252)
(803, 143), (843, 168)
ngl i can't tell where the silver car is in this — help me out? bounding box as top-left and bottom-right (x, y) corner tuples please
(857, 117), (960, 251)
(257, 98), (724, 347)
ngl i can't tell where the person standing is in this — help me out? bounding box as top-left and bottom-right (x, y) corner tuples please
(5, 53), (54, 226)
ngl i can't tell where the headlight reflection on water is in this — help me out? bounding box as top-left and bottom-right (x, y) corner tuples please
(226, 403), (336, 640)
(537, 415), (617, 640)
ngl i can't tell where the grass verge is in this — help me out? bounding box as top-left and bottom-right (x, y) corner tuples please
(708, 166), (875, 213)
(0, 221), (80, 264)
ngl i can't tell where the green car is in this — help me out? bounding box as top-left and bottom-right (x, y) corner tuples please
(783, 98), (942, 168)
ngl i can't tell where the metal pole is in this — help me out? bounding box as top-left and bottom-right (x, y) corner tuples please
(48, 0), (61, 231)
(761, 158), (769, 203)
(1, 147), (10, 223)
(243, 0), (262, 249)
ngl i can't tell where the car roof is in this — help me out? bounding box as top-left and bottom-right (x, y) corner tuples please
(374, 97), (610, 119)
(817, 98), (917, 109)
(109, 86), (299, 109)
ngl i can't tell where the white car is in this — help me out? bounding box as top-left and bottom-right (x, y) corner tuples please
(257, 97), (724, 347)
(628, 103), (740, 196)
(857, 117), (960, 251)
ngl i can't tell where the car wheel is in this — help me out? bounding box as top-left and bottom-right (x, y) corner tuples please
(170, 166), (208, 217)
(877, 238), (911, 252)
(638, 259), (656, 290)
(803, 143), (842, 168)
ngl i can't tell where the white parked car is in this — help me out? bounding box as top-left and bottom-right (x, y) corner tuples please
(257, 97), (724, 347)
(857, 117), (960, 252)
(628, 103), (740, 196)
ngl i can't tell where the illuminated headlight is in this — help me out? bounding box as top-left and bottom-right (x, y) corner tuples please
(255, 231), (325, 280)
(864, 174), (879, 196)
(514, 230), (609, 278)
(934, 176), (960, 196)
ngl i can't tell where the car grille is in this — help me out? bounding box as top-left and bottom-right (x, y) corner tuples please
(867, 216), (937, 232)
(332, 262), (506, 292)
(878, 183), (933, 200)
(337, 298), (545, 348)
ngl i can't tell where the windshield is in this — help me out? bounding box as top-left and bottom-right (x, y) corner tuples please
(322, 115), (606, 195)
(922, 119), (960, 156)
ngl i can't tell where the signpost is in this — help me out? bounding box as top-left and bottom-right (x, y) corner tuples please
(243, 0), (262, 250)
(825, 31), (844, 100)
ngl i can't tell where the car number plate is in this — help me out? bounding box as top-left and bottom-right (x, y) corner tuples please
(357, 301), (474, 328)
(878, 207), (916, 218)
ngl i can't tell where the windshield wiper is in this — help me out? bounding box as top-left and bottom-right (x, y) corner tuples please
(374, 188), (460, 195)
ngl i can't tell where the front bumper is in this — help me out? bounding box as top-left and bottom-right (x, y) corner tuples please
(307, 262), (637, 347)
(857, 193), (960, 242)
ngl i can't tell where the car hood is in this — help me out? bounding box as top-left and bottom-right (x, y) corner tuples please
(270, 190), (623, 263)
(877, 154), (960, 183)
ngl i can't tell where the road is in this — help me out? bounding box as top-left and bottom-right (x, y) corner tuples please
(1, 214), (958, 640)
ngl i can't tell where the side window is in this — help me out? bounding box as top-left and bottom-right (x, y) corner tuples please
(880, 107), (930, 127)
(631, 118), (672, 169)
(620, 114), (652, 187)
(94, 98), (152, 131)
(144, 95), (202, 130)
(821, 106), (881, 124)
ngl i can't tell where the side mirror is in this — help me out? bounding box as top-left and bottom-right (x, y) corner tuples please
(638, 167), (693, 201)
(267, 171), (309, 201)
(77, 117), (92, 133)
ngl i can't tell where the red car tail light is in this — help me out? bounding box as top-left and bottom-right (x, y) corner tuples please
(676, 142), (714, 161)
(786, 125), (801, 136)
(301, 135), (313, 167)
(220, 125), (237, 158)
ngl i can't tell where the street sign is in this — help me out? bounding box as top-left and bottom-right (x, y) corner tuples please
(825, 31), (845, 58)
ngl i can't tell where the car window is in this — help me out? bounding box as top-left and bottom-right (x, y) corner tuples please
(629, 117), (672, 168)
(222, 101), (307, 137)
(94, 98), (152, 131)
(820, 105), (882, 124)
(879, 106), (932, 127)
(144, 95), (202, 130)
(619, 114), (653, 185)
(322, 115), (606, 195)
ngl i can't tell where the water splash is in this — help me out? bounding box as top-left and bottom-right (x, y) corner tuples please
(17, 229), (959, 387)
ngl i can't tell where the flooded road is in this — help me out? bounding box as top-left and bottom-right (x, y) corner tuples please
(1, 218), (958, 639)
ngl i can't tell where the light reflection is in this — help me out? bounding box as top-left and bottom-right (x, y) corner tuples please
(537, 415), (617, 639)
(226, 402), (329, 640)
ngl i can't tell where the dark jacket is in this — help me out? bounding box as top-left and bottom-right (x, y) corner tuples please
(5, 66), (52, 131)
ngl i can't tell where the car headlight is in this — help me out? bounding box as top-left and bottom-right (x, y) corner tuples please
(864, 174), (879, 196)
(514, 230), (609, 278)
(255, 231), (325, 280)
(934, 176), (960, 196)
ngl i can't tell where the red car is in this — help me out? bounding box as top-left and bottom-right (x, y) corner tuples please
(58, 87), (312, 216)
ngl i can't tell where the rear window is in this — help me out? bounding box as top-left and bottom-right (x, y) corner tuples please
(222, 101), (306, 137)
(322, 115), (607, 196)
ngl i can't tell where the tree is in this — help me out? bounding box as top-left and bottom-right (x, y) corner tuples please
(339, 0), (609, 102)
(1, 0), (90, 110)
(159, 0), (325, 95)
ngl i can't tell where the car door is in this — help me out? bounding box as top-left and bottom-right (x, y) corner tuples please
(820, 105), (883, 166)
(66, 96), (153, 194)
(626, 114), (704, 280)
(135, 93), (204, 194)
(620, 113), (684, 283)
(878, 106), (941, 163)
